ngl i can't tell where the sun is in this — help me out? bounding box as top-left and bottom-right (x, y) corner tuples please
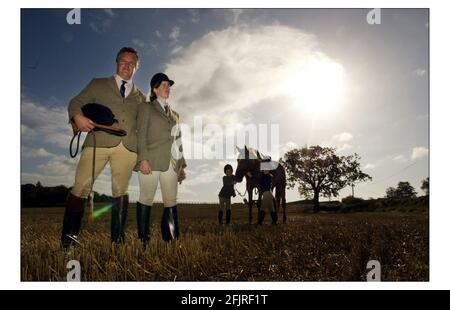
(281, 56), (346, 117)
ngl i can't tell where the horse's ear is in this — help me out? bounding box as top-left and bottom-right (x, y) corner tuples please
(236, 146), (242, 153)
(244, 145), (248, 151)
(256, 151), (262, 161)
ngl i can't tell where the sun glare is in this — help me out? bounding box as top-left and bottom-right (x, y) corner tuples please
(282, 57), (346, 117)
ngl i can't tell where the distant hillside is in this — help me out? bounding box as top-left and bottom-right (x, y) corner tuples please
(21, 183), (113, 208)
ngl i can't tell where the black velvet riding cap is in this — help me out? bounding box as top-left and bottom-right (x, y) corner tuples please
(81, 103), (118, 126)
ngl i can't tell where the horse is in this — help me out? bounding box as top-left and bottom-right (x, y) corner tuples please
(234, 146), (287, 224)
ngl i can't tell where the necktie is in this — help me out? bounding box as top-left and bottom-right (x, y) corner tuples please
(120, 80), (127, 98)
(164, 105), (169, 114)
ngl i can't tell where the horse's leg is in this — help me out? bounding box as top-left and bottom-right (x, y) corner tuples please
(248, 185), (253, 224)
(257, 188), (262, 211)
(274, 185), (281, 215)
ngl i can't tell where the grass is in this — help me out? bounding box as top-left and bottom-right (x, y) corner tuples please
(21, 203), (429, 281)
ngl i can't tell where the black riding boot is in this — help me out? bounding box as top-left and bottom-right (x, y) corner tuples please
(173, 206), (180, 238)
(218, 210), (223, 224)
(61, 193), (86, 249)
(161, 206), (180, 242)
(136, 201), (152, 248)
(270, 211), (278, 224)
(257, 210), (266, 225)
(226, 209), (231, 224)
(111, 195), (128, 244)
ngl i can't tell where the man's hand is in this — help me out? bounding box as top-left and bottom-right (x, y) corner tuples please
(73, 114), (95, 132)
(177, 166), (186, 184)
(140, 160), (152, 175)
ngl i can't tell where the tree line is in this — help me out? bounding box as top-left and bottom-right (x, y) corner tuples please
(21, 182), (113, 207)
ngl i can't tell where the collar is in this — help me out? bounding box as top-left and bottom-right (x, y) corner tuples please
(114, 74), (132, 86)
(157, 97), (169, 111)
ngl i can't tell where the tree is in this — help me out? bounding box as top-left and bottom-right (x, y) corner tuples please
(396, 181), (417, 199)
(421, 177), (429, 196)
(385, 181), (417, 199)
(280, 146), (372, 212)
(386, 186), (397, 199)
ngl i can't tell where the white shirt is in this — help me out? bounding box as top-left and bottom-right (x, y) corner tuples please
(114, 74), (133, 98)
(157, 97), (169, 113)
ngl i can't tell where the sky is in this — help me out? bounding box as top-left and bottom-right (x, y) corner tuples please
(21, 8), (429, 203)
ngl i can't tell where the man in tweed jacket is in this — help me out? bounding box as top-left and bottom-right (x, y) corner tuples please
(61, 47), (145, 249)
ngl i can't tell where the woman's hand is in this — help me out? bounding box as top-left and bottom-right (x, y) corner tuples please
(140, 160), (152, 175)
(177, 167), (186, 184)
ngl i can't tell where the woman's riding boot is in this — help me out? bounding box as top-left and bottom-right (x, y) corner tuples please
(161, 206), (180, 242)
(111, 195), (128, 244)
(136, 201), (152, 248)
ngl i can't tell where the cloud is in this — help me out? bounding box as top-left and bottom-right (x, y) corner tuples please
(413, 68), (427, 77)
(332, 132), (353, 143)
(392, 147), (428, 164)
(21, 147), (53, 158)
(132, 38), (146, 48)
(171, 45), (184, 55)
(155, 30), (162, 38)
(393, 154), (408, 162)
(186, 160), (230, 186)
(165, 25), (342, 130)
(411, 147), (428, 160)
(21, 98), (73, 149)
(21, 149), (77, 187)
(364, 163), (376, 170)
(169, 26), (180, 44)
(336, 144), (353, 152)
(321, 132), (354, 153)
(279, 141), (299, 156)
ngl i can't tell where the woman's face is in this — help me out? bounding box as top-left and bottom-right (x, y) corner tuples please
(225, 169), (233, 176)
(154, 80), (171, 99)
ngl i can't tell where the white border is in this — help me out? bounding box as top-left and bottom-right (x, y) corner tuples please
(3, 0), (448, 290)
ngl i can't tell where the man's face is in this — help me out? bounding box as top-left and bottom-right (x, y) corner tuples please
(116, 52), (138, 80)
(154, 81), (171, 99)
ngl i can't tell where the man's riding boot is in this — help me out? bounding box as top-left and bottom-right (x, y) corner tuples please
(257, 210), (266, 225)
(173, 206), (180, 239)
(111, 195), (128, 244)
(271, 211), (278, 224)
(136, 201), (152, 248)
(218, 210), (223, 224)
(226, 209), (231, 225)
(61, 193), (86, 249)
(161, 206), (180, 242)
